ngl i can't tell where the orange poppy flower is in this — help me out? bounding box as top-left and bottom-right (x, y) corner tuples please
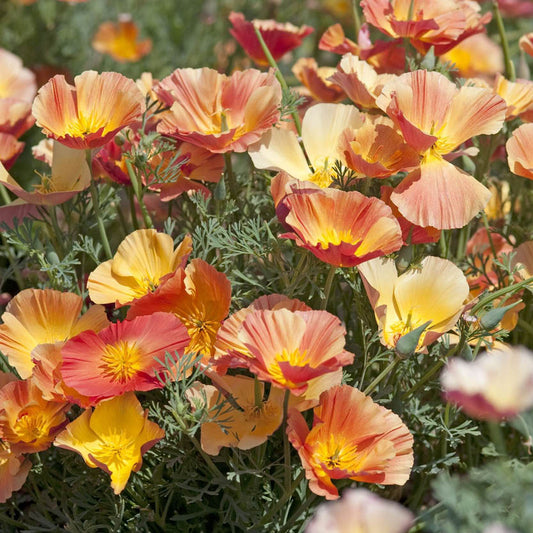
(494, 75), (533, 120)
(507, 123), (533, 180)
(0, 441), (31, 503)
(127, 258), (232, 360)
(235, 308), (353, 394)
(361, 0), (491, 56)
(287, 385), (414, 499)
(61, 312), (190, 404)
(0, 288), (109, 379)
(292, 58), (345, 103)
(187, 374), (284, 455)
(228, 11), (313, 67)
(0, 49), (36, 102)
(32, 70), (145, 149)
(0, 378), (69, 454)
(377, 70), (506, 229)
(92, 15), (152, 63)
(155, 67), (282, 153)
(278, 187), (403, 267)
(54, 392), (164, 494)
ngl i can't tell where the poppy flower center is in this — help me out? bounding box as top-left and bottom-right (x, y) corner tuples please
(99, 340), (143, 383)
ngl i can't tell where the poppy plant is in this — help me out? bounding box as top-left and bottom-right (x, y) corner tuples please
(32, 70), (145, 150)
(287, 385), (414, 499)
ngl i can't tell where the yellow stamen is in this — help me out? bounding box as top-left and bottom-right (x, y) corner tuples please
(99, 340), (143, 382)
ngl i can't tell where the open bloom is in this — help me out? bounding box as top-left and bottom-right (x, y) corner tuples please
(361, 0), (491, 56)
(187, 374), (284, 455)
(87, 229), (192, 306)
(0, 378), (69, 454)
(507, 123), (533, 180)
(0, 49), (36, 102)
(358, 256), (469, 351)
(228, 11), (313, 66)
(155, 67), (282, 153)
(127, 258), (232, 359)
(0, 288), (108, 379)
(92, 14), (152, 63)
(306, 488), (414, 533)
(287, 385), (414, 499)
(235, 308), (353, 394)
(54, 392), (164, 494)
(249, 103), (363, 187)
(441, 346), (533, 420)
(0, 441), (32, 503)
(278, 186), (403, 267)
(32, 70), (145, 150)
(376, 70), (506, 229)
(0, 141), (91, 205)
(61, 312), (190, 404)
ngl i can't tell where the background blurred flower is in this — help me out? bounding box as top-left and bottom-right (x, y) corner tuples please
(507, 122), (533, 180)
(92, 14), (152, 63)
(0, 442), (31, 504)
(0, 48), (36, 102)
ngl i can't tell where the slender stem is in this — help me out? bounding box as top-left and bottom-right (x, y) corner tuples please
(470, 276), (533, 315)
(49, 206), (66, 258)
(0, 183), (11, 205)
(321, 264), (337, 310)
(488, 420), (506, 455)
(351, 0), (362, 36)
(283, 389), (291, 492)
(1, 233), (24, 290)
(224, 152), (238, 201)
(125, 159), (153, 229)
(493, 0), (515, 81)
(252, 25), (303, 137)
(363, 355), (401, 396)
(86, 150), (113, 260)
(481, 212), (497, 259)
(127, 186), (140, 230)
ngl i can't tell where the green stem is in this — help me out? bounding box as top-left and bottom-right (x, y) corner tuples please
(252, 25), (303, 137)
(283, 389), (291, 492)
(49, 206), (66, 258)
(321, 264), (337, 310)
(352, 0), (362, 36)
(86, 150), (112, 260)
(493, 0), (515, 81)
(488, 420), (506, 455)
(363, 355), (401, 395)
(1, 233), (24, 290)
(0, 183), (11, 205)
(481, 212), (497, 259)
(470, 276), (533, 315)
(224, 152), (238, 201)
(125, 159), (153, 229)
(127, 186), (140, 230)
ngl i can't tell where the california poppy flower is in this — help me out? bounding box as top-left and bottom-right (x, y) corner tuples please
(0, 49), (36, 102)
(32, 70), (145, 150)
(0, 441), (31, 503)
(54, 392), (164, 494)
(228, 11), (313, 66)
(507, 123), (533, 180)
(155, 67), (281, 153)
(287, 385), (414, 499)
(358, 256), (469, 351)
(292, 58), (345, 103)
(92, 15), (152, 63)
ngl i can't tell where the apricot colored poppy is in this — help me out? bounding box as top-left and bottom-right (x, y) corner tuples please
(0, 441), (31, 503)
(54, 392), (164, 494)
(377, 70), (506, 229)
(287, 385), (414, 499)
(507, 123), (533, 180)
(0, 288), (108, 379)
(278, 187), (403, 267)
(235, 308), (353, 394)
(228, 11), (313, 66)
(358, 256), (469, 351)
(292, 58), (345, 103)
(92, 15), (152, 63)
(155, 67), (281, 153)
(0, 98), (34, 138)
(32, 70), (145, 150)
(0, 378), (69, 454)
(0, 49), (36, 102)
(61, 312), (190, 404)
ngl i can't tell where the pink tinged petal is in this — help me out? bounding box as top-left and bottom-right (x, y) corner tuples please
(507, 122), (533, 180)
(513, 240), (533, 279)
(391, 158), (492, 229)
